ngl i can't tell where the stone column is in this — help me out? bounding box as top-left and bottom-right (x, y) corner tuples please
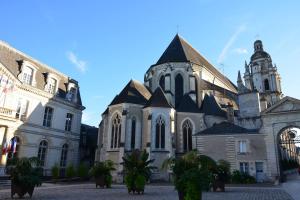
(146, 114), (152, 157)
(117, 110), (127, 182)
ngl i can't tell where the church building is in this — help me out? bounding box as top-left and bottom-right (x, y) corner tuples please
(96, 35), (300, 183)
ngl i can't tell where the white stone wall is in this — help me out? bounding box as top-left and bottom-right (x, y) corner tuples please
(0, 65), (83, 175)
(238, 92), (261, 118)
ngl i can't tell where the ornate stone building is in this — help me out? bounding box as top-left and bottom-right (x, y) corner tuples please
(96, 35), (300, 183)
(0, 41), (85, 175)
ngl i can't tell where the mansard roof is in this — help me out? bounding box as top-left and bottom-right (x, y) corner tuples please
(176, 94), (201, 113)
(154, 34), (237, 92)
(144, 87), (172, 108)
(109, 80), (151, 106)
(0, 40), (83, 106)
(196, 122), (258, 135)
(200, 94), (227, 117)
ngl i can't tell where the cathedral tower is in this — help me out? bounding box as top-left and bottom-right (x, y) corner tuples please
(243, 40), (282, 107)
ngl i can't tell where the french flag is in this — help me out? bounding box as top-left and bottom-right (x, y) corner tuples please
(1, 142), (7, 154)
(11, 138), (17, 154)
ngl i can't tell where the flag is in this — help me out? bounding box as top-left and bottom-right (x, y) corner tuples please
(12, 138), (17, 153)
(7, 140), (12, 153)
(9, 138), (17, 154)
(1, 142), (7, 154)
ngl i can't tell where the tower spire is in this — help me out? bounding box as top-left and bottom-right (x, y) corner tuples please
(237, 70), (243, 85)
(245, 60), (249, 73)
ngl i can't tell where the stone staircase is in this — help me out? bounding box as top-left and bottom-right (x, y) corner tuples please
(0, 176), (11, 188)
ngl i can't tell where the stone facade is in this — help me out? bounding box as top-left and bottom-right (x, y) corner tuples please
(96, 35), (300, 183)
(0, 41), (84, 176)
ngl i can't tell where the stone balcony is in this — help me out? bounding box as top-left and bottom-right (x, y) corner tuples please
(0, 107), (19, 121)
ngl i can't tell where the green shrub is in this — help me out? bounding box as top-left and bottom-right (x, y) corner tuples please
(89, 160), (115, 188)
(7, 157), (42, 187)
(66, 164), (75, 178)
(135, 175), (146, 191)
(77, 163), (89, 179)
(215, 160), (231, 183)
(125, 174), (134, 191)
(231, 170), (256, 184)
(104, 174), (113, 188)
(163, 151), (213, 199)
(51, 164), (60, 179)
(122, 150), (155, 194)
(89, 160), (115, 178)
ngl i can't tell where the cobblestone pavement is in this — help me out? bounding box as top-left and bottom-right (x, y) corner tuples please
(0, 183), (293, 200)
(282, 174), (300, 200)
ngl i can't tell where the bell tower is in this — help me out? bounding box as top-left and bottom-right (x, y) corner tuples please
(243, 40), (282, 107)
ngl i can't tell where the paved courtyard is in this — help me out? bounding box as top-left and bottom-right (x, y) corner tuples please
(0, 183), (294, 200)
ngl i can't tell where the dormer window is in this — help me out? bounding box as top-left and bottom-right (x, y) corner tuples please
(18, 61), (38, 86)
(44, 73), (59, 95)
(22, 66), (33, 85)
(47, 77), (57, 94)
(66, 87), (76, 101)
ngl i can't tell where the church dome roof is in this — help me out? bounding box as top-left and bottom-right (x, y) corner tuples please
(251, 50), (271, 60)
(250, 40), (271, 61)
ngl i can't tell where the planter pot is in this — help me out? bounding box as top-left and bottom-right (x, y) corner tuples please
(127, 185), (145, 194)
(178, 191), (185, 200)
(95, 176), (109, 188)
(212, 180), (225, 192)
(177, 190), (202, 200)
(11, 183), (35, 198)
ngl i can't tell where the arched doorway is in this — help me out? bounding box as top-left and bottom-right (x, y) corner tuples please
(175, 74), (184, 108)
(277, 127), (300, 181)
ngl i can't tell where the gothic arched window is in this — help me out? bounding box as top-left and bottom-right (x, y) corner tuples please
(182, 120), (193, 152)
(155, 116), (165, 149)
(131, 118), (136, 149)
(60, 144), (68, 167)
(38, 140), (48, 167)
(111, 114), (121, 149)
(175, 74), (184, 108)
(264, 79), (270, 91)
(159, 75), (165, 91)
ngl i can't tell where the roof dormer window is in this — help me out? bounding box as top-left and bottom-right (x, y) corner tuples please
(44, 73), (59, 95)
(66, 87), (77, 102)
(66, 81), (78, 103)
(18, 61), (38, 86)
(22, 66), (33, 85)
(46, 77), (57, 94)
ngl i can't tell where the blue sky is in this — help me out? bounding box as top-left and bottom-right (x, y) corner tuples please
(1, 1), (300, 126)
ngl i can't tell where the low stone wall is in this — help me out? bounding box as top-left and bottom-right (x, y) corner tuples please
(283, 169), (298, 175)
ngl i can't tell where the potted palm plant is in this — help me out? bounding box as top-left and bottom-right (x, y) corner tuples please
(6, 157), (42, 199)
(122, 150), (155, 194)
(162, 151), (216, 200)
(211, 160), (231, 192)
(89, 160), (115, 188)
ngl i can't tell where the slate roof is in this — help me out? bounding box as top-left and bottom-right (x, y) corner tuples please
(177, 94), (201, 113)
(200, 94), (227, 117)
(153, 35), (237, 92)
(196, 122), (258, 135)
(199, 79), (237, 101)
(102, 107), (109, 115)
(144, 87), (172, 108)
(109, 80), (151, 106)
(0, 41), (83, 106)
